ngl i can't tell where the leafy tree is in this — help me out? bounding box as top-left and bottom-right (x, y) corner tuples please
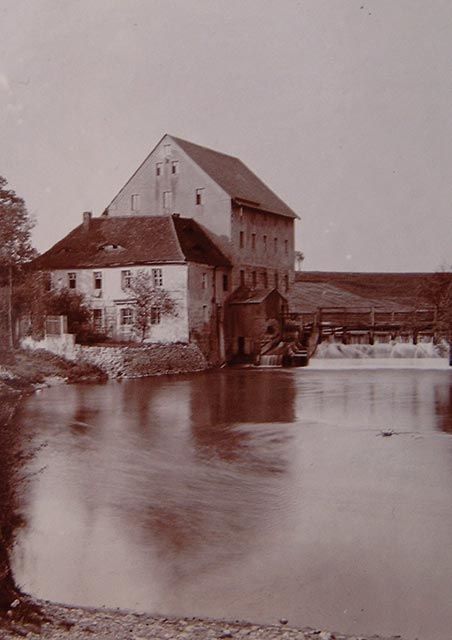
(129, 269), (177, 342)
(43, 287), (92, 343)
(0, 177), (35, 348)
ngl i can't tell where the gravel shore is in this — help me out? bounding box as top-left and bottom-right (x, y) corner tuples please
(0, 599), (399, 640)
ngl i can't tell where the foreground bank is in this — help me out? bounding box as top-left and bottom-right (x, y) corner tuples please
(2, 597), (402, 640)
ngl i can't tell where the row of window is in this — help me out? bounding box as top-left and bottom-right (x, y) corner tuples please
(239, 231), (289, 255)
(239, 269), (290, 292)
(156, 161), (179, 176)
(67, 269), (163, 290)
(130, 188), (204, 212)
(91, 307), (162, 329)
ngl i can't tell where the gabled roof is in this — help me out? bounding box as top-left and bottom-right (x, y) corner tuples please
(34, 215), (231, 270)
(228, 287), (287, 305)
(170, 135), (298, 219)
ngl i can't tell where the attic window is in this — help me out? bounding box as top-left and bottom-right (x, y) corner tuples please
(164, 144), (171, 157)
(195, 188), (204, 205)
(156, 163), (163, 176)
(131, 194), (140, 212)
(101, 243), (124, 252)
(171, 161), (179, 175)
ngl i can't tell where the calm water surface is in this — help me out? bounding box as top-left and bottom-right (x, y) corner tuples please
(11, 361), (452, 640)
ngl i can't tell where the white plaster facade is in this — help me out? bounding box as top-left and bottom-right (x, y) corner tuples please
(50, 264), (190, 343)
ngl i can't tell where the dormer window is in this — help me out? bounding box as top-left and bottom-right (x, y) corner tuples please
(100, 243), (124, 253)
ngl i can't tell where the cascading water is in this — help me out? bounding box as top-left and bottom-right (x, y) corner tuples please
(314, 339), (448, 359)
(258, 354), (283, 366)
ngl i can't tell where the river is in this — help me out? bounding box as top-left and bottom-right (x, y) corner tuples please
(11, 360), (452, 640)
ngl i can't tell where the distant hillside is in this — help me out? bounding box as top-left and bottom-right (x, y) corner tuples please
(294, 271), (446, 308)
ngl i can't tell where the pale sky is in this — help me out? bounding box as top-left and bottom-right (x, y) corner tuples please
(1, 0), (451, 272)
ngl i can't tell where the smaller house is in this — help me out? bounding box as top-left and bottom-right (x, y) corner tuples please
(34, 212), (231, 361)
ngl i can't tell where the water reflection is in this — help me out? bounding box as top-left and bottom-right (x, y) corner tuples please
(11, 365), (452, 640)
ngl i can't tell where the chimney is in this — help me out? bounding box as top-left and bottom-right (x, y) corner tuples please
(83, 211), (92, 230)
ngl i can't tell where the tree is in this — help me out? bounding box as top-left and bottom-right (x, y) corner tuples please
(0, 177), (35, 349)
(129, 269), (177, 342)
(43, 287), (92, 343)
(295, 250), (305, 271)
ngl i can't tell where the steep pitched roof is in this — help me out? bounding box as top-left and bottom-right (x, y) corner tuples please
(34, 215), (231, 270)
(170, 135), (298, 219)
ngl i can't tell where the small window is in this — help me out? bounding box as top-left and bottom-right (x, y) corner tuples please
(202, 272), (207, 290)
(223, 274), (229, 292)
(239, 206), (244, 221)
(263, 235), (267, 251)
(203, 304), (208, 322)
(131, 194), (140, 212)
(252, 271), (257, 288)
(93, 271), (102, 290)
(164, 144), (171, 157)
(195, 188), (204, 205)
(163, 191), (172, 211)
(275, 271), (279, 289)
(284, 239), (288, 255)
(240, 269), (245, 286)
(239, 231), (244, 249)
(120, 308), (133, 325)
(156, 162), (163, 176)
(68, 272), (76, 289)
(251, 233), (256, 250)
(262, 271), (268, 288)
(121, 270), (132, 289)
(171, 161), (179, 175)
(152, 268), (163, 287)
(92, 308), (103, 330)
(274, 237), (278, 253)
(150, 307), (161, 325)
(284, 273), (289, 292)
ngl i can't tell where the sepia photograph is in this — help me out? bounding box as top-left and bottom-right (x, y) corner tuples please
(1, 2), (451, 640)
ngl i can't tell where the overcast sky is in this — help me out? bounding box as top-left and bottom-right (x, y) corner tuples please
(1, 0), (451, 272)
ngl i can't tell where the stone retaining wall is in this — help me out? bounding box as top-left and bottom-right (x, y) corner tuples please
(21, 336), (209, 378)
(77, 342), (208, 378)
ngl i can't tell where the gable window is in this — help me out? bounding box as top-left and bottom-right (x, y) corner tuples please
(223, 274), (229, 292)
(251, 233), (256, 250)
(156, 162), (163, 176)
(150, 307), (161, 325)
(120, 308), (133, 325)
(263, 235), (267, 251)
(164, 144), (171, 157)
(92, 308), (103, 330)
(171, 161), (179, 175)
(152, 268), (163, 287)
(239, 231), (244, 249)
(68, 272), (76, 289)
(93, 271), (102, 290)
(121, 270), (132, 289)
(163, 191), (172, 211)
(131, 194), (140, 212)
(195, 188), (204, 205)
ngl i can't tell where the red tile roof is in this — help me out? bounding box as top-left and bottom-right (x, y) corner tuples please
(34, 215), (231, 270)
